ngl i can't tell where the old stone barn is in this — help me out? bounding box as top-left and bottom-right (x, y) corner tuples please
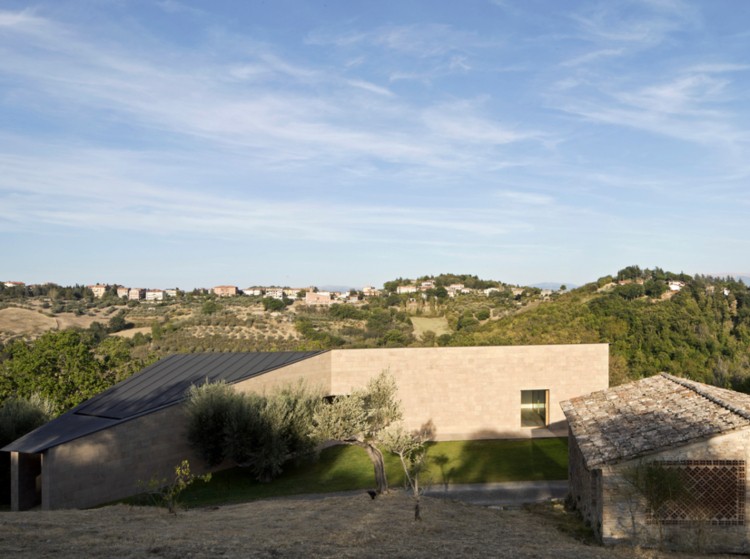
(562, 373), (750, 553)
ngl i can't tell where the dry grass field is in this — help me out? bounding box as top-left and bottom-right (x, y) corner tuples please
(410, 316), (451, 338)
(110, 326), (153, 339)
(0, 306), (109, 344)
(0, 307), (57, 343)
(0, 493), (729, 559)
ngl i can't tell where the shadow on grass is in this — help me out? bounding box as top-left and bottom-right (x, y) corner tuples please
(425, 435), (568, 489)
(127, 436), (569, 509)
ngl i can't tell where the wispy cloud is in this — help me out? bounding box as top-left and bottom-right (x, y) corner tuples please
(346, 79), (394, 97)
(555, 69), (748, 151)
(0, 145), (556, 243)
(0, 10), (536, 171)
(571, 0), (697, 47)
(156, 0), (204, 16)
(560, 48), (624, 67)
(307, 23), (489, 58)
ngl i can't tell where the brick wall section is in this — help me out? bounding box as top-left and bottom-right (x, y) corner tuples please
(42, 405), (208, 510)
(600, 429), (750, 553)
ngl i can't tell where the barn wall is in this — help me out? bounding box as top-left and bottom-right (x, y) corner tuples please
(567, 430), (603, 538)
(600, 429), (750, 553)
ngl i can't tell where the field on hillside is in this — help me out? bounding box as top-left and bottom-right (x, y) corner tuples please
(0, 307), (57, 343)
(0, 493), (724, 558)
(0, 306), (109, 344)
(410, 316), (451, 338)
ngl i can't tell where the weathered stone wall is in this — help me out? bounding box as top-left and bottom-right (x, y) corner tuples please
(42, 405), (208, 510)
(600, 429), (750, 553)
(567, 430), (603, 538)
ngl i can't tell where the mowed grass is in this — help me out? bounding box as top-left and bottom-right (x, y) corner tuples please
(176, 437), (568, 508)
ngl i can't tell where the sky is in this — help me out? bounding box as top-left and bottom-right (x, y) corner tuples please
(1, 0), (749, 290)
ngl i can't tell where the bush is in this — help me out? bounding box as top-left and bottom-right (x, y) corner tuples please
(185, 381), (321, 482)
(262, 298), (285, 312)
(139, 459), (211, 513)
(185, 382), (235, 466)
(475, 308), (491, 321)
(0, 395), (54, 504)
(0, 395), (54, 447)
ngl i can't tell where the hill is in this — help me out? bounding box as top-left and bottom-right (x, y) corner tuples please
(2, 267), (749, 416)
(447, 270), (750, 389)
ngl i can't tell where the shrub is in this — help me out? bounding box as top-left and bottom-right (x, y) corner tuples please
(139, 459), (211, 513)
(185, 382), (236, 466)
(185, 381), (321, 482)
(0, 394), (54, 447)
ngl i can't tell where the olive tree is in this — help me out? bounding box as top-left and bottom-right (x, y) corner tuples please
(381, 422), (433, 520)
(312, 371), (402, 494)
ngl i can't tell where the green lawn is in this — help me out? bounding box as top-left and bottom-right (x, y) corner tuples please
(173, 437), (568, 508)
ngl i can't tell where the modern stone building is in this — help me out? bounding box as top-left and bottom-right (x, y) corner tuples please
(561, 374), (750, 553)
(4, 344), (608, 511)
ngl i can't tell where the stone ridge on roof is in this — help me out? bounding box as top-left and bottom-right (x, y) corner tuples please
(560, 373), (750, 469)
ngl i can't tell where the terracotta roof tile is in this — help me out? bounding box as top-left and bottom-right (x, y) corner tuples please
(560, 373), (750, 469)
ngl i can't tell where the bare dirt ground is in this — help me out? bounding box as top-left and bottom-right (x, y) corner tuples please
(0, 493), (727, 559)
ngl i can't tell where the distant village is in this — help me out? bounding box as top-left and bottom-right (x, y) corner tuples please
(2, 279), (541, 305)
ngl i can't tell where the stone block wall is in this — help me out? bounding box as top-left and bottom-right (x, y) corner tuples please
(233, 351), (332, 397)
(329, 345), (608, 440)
(42, 405), (208, 510)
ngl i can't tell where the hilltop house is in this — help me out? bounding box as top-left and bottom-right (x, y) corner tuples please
(145, 289), (164, 301)
(305, 291), (333, 305)
(4, 344), (608, 511)
(88, 284), (107, 298)
(562, 374), (750, 553)
(128, 288), (145, 300)
(213, 285), (238, 297)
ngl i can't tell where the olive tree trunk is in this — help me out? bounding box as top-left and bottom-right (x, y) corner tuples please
(362, 442), (389, 494)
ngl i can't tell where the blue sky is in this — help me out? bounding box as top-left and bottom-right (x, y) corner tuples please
(1, 1), (748, 289)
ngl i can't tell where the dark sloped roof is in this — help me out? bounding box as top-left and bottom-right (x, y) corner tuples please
(2, 351), (324, 454)
(561, 373), (750, 469)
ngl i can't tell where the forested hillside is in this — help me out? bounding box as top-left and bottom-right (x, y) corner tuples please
(447, 268), (750, 389)
(1, 267), (749, 419)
